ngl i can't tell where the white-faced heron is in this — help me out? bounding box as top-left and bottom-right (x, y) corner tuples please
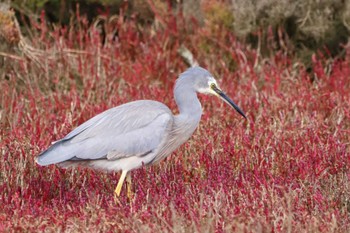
(36, 67), (246, 197)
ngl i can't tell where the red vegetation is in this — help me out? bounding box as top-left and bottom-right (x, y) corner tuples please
(0, 9), (349, 232)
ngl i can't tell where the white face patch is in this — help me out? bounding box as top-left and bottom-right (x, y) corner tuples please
(197, 77), (219, 94)
(208, 77), (218, 88)
(208, 77), (217, 84)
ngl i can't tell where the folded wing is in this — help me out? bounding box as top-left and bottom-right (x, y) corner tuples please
(36, 100), (173, 165)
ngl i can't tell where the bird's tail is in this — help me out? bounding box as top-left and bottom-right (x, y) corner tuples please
(35, 140), (76, 166)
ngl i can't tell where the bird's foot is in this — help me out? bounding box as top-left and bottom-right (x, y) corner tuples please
(126, 172), (134, 200)
(112, 171), (135, 204)
(126, 182), (134, 200)
(113, 185), (133, 204)
(113, 193), (121, 205)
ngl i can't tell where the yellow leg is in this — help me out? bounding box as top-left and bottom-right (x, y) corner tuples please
(126, 173), (133, 199)
(114, 170), (128, 197)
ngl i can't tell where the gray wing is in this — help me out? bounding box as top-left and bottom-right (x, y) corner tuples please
(36, 100), (173, 165)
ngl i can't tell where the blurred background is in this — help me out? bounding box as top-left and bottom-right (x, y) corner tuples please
(2, 0), (350, 70)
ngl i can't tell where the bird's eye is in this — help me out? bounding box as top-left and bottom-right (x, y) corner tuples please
(210, 83), (216, 89)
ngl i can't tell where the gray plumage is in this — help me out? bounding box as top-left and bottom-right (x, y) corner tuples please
(36, 66), (246, 196)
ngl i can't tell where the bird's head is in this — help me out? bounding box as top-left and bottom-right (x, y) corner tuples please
(180, 66), (247, 119)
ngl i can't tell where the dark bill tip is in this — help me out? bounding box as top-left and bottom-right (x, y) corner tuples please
(212, 85), (247, 119)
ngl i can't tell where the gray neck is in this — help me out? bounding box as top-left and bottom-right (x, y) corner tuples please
(174, 82), (202, 119)
(172, 82), (202, 146)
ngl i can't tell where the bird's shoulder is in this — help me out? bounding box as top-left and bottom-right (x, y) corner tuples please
(111, 100), (172, 115)
(105, 100), (173, 128)
(64, 100), (173, 142)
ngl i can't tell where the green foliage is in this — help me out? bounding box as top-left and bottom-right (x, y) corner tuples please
(231, 0), (350, 65)
(11, 0), (123, 25)
(204, 1), (234, 31)
(12, 0), (50, 11)
(86, 0), (118, 4)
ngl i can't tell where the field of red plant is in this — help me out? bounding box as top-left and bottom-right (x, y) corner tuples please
(1, 9), (350, 232)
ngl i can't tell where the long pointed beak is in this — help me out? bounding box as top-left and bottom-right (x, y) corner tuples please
(211, 84), (247, 119)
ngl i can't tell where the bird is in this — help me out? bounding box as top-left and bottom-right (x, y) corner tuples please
(36, 66), (246, 197)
